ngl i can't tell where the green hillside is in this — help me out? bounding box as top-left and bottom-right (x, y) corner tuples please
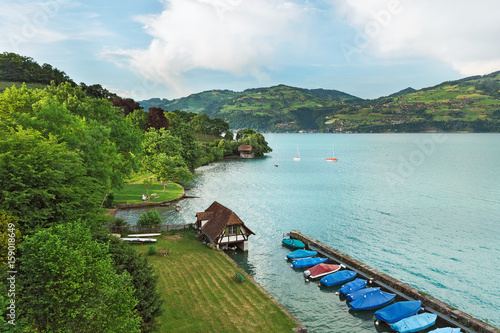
(140, 84), (359, 131)
(324, 71), (500, 133)
(140, 72), (500, 133)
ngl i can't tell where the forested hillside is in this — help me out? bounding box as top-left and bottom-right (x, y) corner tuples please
(324, 71), (500, 133)
(140, 84), (360, 131)
(141, 72), (500, 133)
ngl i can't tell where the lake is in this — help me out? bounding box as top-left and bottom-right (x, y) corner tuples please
(117, 133), (500, 332)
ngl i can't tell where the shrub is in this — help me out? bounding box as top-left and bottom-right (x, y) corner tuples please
(110, 217), (128, 227)
(148, 246), (157, 256)
(137, 210), (161, 227)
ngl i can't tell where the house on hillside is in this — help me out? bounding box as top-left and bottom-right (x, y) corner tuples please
(238, 145), (254, 159)
(195, 201), (255, 251)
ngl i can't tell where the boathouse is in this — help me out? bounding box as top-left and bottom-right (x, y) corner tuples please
(238, 145), (254, 159)
(195, 201), (255, 251)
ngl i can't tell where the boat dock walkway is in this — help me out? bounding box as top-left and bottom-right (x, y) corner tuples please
(290, 230), (499, 333)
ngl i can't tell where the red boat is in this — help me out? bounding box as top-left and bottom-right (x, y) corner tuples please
(304, 263), (342, 279)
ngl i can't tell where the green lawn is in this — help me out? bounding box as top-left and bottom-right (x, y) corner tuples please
(113, 180), (184, 204)
(130, 230), (299, 333)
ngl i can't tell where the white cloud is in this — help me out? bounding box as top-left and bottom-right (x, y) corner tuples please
(334, 0), (500, 76)
(101, 0), (306, 94)
(0, 1), (70, 52)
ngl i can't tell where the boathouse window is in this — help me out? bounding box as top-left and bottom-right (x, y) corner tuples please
(228, 225), (237, 235)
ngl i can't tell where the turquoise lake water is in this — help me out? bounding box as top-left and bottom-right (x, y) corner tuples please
(117, 133), (500, 332)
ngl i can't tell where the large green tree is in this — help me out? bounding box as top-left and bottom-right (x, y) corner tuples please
(141, 128), (192, 182)
(93, 231), (163, 333)
(239, 131), (273, 157)
(19, 222), (141, 332)
(0, 128), (103, 234)
(165, 111), (200, 169)
(0, 83), (142, 190)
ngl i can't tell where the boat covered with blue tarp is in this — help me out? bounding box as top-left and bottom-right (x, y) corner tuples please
(338, 278), (367, 295)
(282, 238), (305, 249)
(286, 249), (317, 260)
(320, 270), (356, 287)
(390, 313), (438, 333)
(291, 257), (327, 269)
(348, 290), (396, 311)
(374, 300), (422, 324)
(346, 287), (380, 301)
(428, 328), (461, 333)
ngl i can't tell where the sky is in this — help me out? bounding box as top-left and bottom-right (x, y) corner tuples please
(1, 0), (500, 101)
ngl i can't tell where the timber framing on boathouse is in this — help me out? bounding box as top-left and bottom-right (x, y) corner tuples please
(196, 201), (255, 251)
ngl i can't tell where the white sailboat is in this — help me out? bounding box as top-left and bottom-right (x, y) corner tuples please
(293, 145), (300, 161)
(326, 144), (338, 162)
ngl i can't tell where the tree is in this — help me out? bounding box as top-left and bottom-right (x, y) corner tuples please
(239, 131), (272, 156)
(112, 98), (142, 117)
(19, 222), (141, 332)
(236, 128), (256, 141)
(211, 117), (229, 136)
(137, 210), (162, 227)
(165, 111), (200, 169)
(143, 177), (153, 197)
(147, 107), (169, 131)
(0, 83), (143, 191)
(127, 109), (149, 131)
(141, 128), (192, 182)
(189, 112), (212, 134)
(0, 128), (104, 234)
(0, 211), (21, 265)
(93, 230), (163, 333)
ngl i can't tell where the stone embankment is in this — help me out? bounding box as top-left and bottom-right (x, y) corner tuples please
(290, 230), (499, 333)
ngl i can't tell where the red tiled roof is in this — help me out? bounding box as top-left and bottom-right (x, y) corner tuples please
(199, 201), (254, 241)
(238, 145), (252, 152)
(196, 211), (213, 220)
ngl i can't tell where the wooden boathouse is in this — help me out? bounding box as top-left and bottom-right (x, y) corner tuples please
(196, 201), (255, 251)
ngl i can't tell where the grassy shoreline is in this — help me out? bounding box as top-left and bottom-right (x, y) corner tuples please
(113, 179), (184, 205)
(130, 229), (300, 332)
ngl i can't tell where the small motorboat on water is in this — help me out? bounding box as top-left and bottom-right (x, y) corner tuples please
(320, 270), (356, 287)
(348, 290), (396, 311)
(282, 238), (305, 249)
(374, 300), (422, 324)
(304, 263), (342, 279)
(291, 257), (327, 269)
(286, 249), (317, 260)
(390, 313), (437, 333)
(338, 278), (367, 295)
(346, 287), (380, 302)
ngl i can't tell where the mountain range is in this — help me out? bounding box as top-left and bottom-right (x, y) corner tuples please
(140, 71), (500, 133)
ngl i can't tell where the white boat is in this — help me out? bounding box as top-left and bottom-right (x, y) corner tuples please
(121, 238), (157, 243)
(127, 233), (161, 237)
(293, 145), (300, 161)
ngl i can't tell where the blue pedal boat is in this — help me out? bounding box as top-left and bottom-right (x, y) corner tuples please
(338, 278), (367, 295)
(320, 270), (356, 287)
(390, 313), (438, 333)
(374, 300), (422, 324)
(348, 290), (396, 311)
(282, 238), (305, 249)
(346, 287), (380, 301)
(291, 257), (327, 269)
(286, 249), (317, 260)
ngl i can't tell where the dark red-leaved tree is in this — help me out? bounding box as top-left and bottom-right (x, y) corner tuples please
(147, 107), (169, 131)
(112, 98), (142, 117)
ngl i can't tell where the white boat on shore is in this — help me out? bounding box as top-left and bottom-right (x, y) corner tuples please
(121, 238), (157, 243)
(127, 233), (161, 237)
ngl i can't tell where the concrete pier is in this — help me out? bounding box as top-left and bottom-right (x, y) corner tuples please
(290, 230), (499, 333)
